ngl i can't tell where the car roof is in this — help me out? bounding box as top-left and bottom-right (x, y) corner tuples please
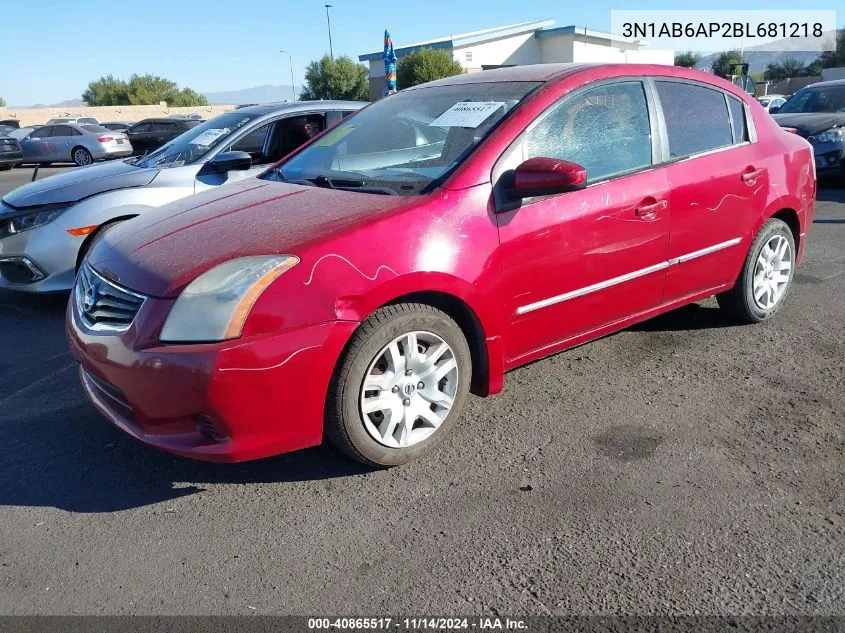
(135, 117), (193, 123)
(798, 78), (845, 88)
(231, 100), (367, 116)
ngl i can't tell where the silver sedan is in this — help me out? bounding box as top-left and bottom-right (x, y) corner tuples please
(18, 123), (133, 166)
(0, 101), (364, 292)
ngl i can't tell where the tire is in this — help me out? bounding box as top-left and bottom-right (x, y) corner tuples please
(717, 218), (795, 323)
(325, 303), (472, 467)
(0, 164), (11, 171)
(72, 147), (93, 167)
(75, 219), (127, 273)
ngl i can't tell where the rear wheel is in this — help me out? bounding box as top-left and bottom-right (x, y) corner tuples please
(325, 303), (472, 467)
(717, 218), (795, 323)
(72, 147), (93, 166)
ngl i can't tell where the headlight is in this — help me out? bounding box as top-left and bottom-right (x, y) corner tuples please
(4, 206), (68, 236)
(159, 255), (299, 343)
(813, 128), (845, 144)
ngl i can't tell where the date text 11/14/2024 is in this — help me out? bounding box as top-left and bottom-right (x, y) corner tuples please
(307, 617), (528, 630)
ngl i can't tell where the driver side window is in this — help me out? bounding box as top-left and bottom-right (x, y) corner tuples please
(522, 81), (652, 183)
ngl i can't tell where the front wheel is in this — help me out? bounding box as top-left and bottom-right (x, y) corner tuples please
(325, 303), (472, 467)
(72, 147), (93, 166)
(717, 218), (795, 323)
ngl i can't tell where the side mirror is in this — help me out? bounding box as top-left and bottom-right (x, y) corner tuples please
(507, 157), (587, 199)
(203, 151), (252, 174)
(769, 106), (780, 114)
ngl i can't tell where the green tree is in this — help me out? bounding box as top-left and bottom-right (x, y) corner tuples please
(82, 75), (130, 106)
(397, 48), (464, 89)
(300, 55), (369, 101)
(711, 50), (743, 78)
(674, 51), (702, 68)
(817, 28), (845, 68)
(81, 73), (207, 106)
(0, 96), (6, 107)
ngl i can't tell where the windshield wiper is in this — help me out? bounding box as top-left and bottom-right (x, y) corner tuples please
(307, 175), (366, 189)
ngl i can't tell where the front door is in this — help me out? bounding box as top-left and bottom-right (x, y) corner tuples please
(20, 126), (53, 162)
(494, 80), (671, 365)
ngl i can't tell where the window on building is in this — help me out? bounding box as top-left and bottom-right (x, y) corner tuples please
(465, 51), (473, 62)
(522, 81), (652, 183)
(655, 81), (734, 158)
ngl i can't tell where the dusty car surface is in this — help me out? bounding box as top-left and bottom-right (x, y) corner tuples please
(67, 64), (815, 467)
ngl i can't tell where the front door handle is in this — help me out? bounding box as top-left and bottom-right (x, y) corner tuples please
(741, 167), (765, 182)
(635, 199), (668, 219)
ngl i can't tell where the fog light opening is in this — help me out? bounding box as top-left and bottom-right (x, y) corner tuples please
(194, 414), (228, 443)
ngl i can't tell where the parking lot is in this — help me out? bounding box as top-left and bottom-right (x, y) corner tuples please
(0, 165), (843, 616)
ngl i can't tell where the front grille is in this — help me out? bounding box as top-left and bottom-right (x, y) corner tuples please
(75, 263), (146, 332)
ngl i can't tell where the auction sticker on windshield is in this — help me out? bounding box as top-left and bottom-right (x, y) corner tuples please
(429, 102), (506, 128)
(189, 129), (230, 147)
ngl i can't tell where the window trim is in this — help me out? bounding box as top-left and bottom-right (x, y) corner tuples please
(493, 77), (662, 211)
(649, 77), (757, 165)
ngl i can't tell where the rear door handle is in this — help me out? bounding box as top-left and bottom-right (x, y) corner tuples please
(741, 167), (765, 182)
(635, 199), (668, 219)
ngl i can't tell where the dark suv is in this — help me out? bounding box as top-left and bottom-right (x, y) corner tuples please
(126, 118), (202, 155)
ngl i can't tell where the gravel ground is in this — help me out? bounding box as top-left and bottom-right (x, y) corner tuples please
(0, 167), (842, 616)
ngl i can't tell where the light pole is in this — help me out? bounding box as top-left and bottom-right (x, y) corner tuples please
(279, 50), (296, 101)
(324, 4), (334, 59)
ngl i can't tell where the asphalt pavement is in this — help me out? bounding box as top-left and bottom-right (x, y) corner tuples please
(0, 166), (843, 616)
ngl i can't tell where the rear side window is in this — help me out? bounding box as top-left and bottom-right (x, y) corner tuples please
(52, 125), (79, 137)
(656, 81), (733, 158)
(727, 96), (748, 143)
(131, 123), (152, 133)
(152, 122), (173, 133)
(522, 81), (653, 183)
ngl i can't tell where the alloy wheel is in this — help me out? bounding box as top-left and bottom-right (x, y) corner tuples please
(752, 234), (792, 310)
(360, 330), (458, 448)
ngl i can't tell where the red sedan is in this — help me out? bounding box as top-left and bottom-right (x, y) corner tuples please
(67, 64), (815, 467)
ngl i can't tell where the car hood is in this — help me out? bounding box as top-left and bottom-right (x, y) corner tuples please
(0, 159), (159, 209)
(88, 178), (421, 298)
(772, 112), (845, 138)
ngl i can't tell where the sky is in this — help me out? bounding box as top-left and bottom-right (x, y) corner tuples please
(1, 0), (840, 106)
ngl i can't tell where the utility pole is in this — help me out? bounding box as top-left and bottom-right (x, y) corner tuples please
(325, 4), (334, 59)
(279, 50), (296, 101)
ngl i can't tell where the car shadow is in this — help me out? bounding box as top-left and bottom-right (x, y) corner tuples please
(0, 290), (371, 514)
(628, 303), (740, 333)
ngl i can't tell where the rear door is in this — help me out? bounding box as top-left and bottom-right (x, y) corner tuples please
(47, 124), (79, 161)
(654, 80), (767, 301)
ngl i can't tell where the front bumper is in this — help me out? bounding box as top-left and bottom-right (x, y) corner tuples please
(0, 221), (80, 292)
(809, 139), (844, 174)
(67, 293), (358, 462)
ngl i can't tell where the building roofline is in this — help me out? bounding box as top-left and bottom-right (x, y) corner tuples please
(358, 19), (555, 61)
(535, 25), (644, 45)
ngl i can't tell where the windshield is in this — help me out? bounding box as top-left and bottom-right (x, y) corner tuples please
(777, 85), (845, 114)
(133, 111), (261, 168)
(263, 81), (541, 195)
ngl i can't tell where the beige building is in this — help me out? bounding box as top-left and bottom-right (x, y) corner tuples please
(360, 19), (674, 99)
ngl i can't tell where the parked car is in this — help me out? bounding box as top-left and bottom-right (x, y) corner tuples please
(0, 101), (363, 292)
(758, 94), (787, 113)
(16, 123), (132, 166)
(101, 121), (135, 132)
(169, 113), (203, 120)
(772, 79), (845, 178)
(45, 116), (100, 125)
(64, 64), (815, 467)
(0, 119), (21, 129)
(0, 135), (22, 170)
(125, 118), (202, 155)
